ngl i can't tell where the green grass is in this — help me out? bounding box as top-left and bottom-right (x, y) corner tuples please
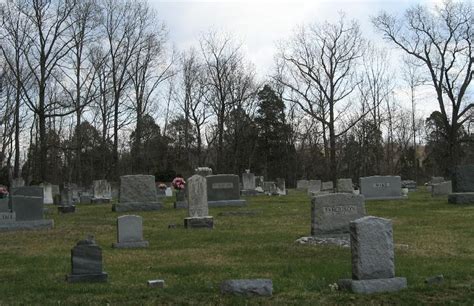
(0, 189), (473, 305)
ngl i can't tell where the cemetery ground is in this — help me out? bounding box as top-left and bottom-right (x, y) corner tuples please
(0, 190), (473, 304)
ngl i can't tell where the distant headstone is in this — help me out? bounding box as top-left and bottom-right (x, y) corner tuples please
(206, 175), (246, 207)
(165, 187), (173, 197)
(80, 193), (92, 204)
(174, 189), (187, 209)
(338, 216), (407, 294)
(113, 175), (162, 212)
(221, 279), (273, 297)
(112, 215), (148, 248)
(448, 164), (474, 205)
(262, 181), (277, 195)
(321, 181), (334, 192)
(308, 180), (322, 195)
(195, 167), (213, 177)
(337, 179), (353, 193)
(297, 180), (309, 190)
(431, 177), (445, 184)
(255, 176), (264, 188)
(61, 187), (74, 206)
(359, 176), (405, 200)
(91, 180), (112, 203)
(184, 175), (213, 229)
(41, 183), (54, 205)
(311, 193), (366, 236)
(0, 198), (9, 212)
(0, 186), (53, 232)
(431, 181), (452, 196)
(242, 172), (256, 190)
(401, 180), (417, 191)
(276, 178), (286, 195)
(66, 236), (108, 283)
(12, 178), (25, 188)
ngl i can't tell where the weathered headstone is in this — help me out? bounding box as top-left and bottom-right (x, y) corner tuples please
(255, 176), (264, 188)
(311, 193), (366, 236)
(241, 172), (257, 196)
(297, 180), (309, 190)
(80, 193), (92, 204)
(401, 180), (417, 191)
(276, 178), (286, 195)
(206, 175), (246, 207)
(66, 236), (108, 283)
(195, 167), (213, 177)
(221, 279), (273, 297)
(91, 180), (112, 203)
(431, 181), (452, 196)
(262, 181), (277, 195)
(448, 164), (474, 205)
(0, 186), (53, 231)
(431, 176), (445, 184)
(338, 216), (407, 294)
(321, 181), (334, 192)
(308, 180), (322, 196)
(184, 175), (213, 228)
(112, 215), (149, 248)
(337, 179), (353, 193)
(59, 186), (76, 213)
(41, 183), (54, 205)
(174, 189), (187, 209)
(359, 176), (405, 200)
(113, 175), (162, 212)
(165, 187), (173, 197)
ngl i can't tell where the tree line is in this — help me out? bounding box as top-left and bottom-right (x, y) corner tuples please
(0, 0), (472, 187)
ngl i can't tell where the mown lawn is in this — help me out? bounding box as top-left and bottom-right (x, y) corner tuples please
(0, 189), (473, 305)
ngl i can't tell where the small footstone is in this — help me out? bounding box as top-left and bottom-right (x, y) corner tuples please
(425, 274), (444, 286)
(337, 277), (407, 294)
(184, 217), (213, 229)
(220, 279), (273, 297)
(58, 205), (76, 214)
(148, 279), (165, 288)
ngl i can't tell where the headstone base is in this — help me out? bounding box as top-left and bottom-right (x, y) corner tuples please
(91, 198), (111, 204)
(112, 202), (162, 212)
(58, 206), (76, 214)
(184, 216), (214, 229)
(112, 240), (149, 249)
(174, 201), (188, 209)
(220, 279), (273, 297)
(338, 277), (407, 294)
(66, 272), (108, 283)
(0, 219), (54, 232)
(208, 199), (246, 207)
(448, 192), (474, 205)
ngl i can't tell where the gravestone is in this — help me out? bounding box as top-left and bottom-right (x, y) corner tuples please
(59, 186), (76, 214)
(165, 187), (173, 197)
(308, 180), (322, 196)
(255, 176), (264, 188)
(431, 177), (445, 184)
(52, 185), (60, 205)
(262, 181), (277, 195)
(0, 186), (53, 231)
(338, 216), (407, 294)
(112, 215), (148, 248)
(41, 183), (54, 205)
(448, 164), (474, 204)
(80, 193), (92, 204)
(401, 180), (417, 191)
(431, 181), (452, 196)
(0, 198), (9, 212)
(221, 279), (273, 297)
(276, 178), (286, 195)
(113, 175), (162, 212)
(337, 179), (353, 193)
(91, 180), (112, 203)
(184, 175), (213, 229)
(241, 172), (257, 196)
(206, 175), (246, 207)
(195, 167), (213, 177)
(359, 176), (405, 200)
(321, 181), (334, 192)
(174, 189), (187, 209)
(11, 177), (25, 188)
(297, 180), (309, 190)
(66, 236), (108, 282)
(311, 193), (366, 236)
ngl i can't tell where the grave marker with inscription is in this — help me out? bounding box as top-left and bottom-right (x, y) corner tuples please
(359, 176), (405, 200)
(184, 175), (213, 228)
(206, 175), (246, 207)
(112, 215), (149, 248)
(113, 175), (162, 212)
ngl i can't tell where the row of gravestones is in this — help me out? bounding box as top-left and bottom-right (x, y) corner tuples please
(426, 165), (474, 203)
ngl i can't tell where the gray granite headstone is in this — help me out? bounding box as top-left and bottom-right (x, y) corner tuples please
(10, 186), (44, 221)
(321, 181), (334, 192)
(448, 164), (474, 204)
(174, 189), (187, 208)
(185, 175), (213, 228)
(338, 216), (407, 294)
(255, 176), (264, 188)
(113, 175), (162, 212)
(92, 180), (112, 203)
(66, 236), (108, 282)
(432, 181), (452, 196)
(113, 215), (148, 248)
(242, 173), (256, 190)
(359, 176), (404, 200)
(297, 180), (309, 190)
(337, 179), (353, 193)
(311, 193), (365, 236)
(308, 180), (322, 195)
(221, 279), (273, 297)
(61, 187), (74, 206)
(206, 175), (246, 207)
(431, 177), (445, 184)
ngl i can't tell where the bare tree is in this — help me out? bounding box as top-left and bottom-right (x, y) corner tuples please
(373, 0), (474, 173)
(276, 14), (366, 183)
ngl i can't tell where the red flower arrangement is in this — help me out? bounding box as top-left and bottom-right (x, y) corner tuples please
(172, 177), (186, 190)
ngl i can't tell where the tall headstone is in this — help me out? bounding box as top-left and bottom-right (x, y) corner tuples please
(307, 180), (322, 196)
(276, 178), (286, 195)
(311, 193), (365, 236)
(113, 175), (162, 212)
(66, 236), (108, 282)
(241, 172), (257, 196)
(59, 186), (76, 213)
(184, 175), (213, 228)
(337, 179), (353, 193)
(338, 216), (407, 294)
(448, 164), (474, 204)
(92, 180), (112, 203)
(112, 215), (149, 248)
(1, 186), (53, 232)
(41, 183), (54, 205)
(359, 176), (405, 200)
(206, 175), (246, 207)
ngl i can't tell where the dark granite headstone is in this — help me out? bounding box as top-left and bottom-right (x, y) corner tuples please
(206, 175), (246, 207)
(66, 236), (108, 283)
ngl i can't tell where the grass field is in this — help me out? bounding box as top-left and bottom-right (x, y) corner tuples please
(0, 189), (473, 305)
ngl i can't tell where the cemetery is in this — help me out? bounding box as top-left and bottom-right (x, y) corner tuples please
(0, 0), (473, 304)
